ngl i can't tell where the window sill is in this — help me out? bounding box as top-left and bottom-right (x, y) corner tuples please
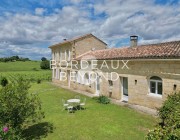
(148, 93), (162, 98)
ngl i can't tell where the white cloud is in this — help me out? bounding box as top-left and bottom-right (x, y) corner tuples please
(0, 0), (180, 59)
(94, 0), (180, 44)
(35, 8), (46, 16)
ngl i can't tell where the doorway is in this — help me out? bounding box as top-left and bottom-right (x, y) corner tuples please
(122, 77), (128, 101)
(95, 74), (100, 96)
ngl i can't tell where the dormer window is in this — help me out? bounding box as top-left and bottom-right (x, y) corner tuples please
(149, 76), (162, 96)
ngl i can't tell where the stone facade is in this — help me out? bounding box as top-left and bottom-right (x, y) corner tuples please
(49, 34), (180, 109)
(52, 59), (180, 109)
(50, 34), (107, 93)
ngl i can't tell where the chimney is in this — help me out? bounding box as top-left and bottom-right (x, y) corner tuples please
(130, 35), (138, 47)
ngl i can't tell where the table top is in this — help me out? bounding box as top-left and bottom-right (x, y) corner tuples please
(67, 99), (80, 103)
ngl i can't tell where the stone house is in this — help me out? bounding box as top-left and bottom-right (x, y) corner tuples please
(49, 34), (180, 109)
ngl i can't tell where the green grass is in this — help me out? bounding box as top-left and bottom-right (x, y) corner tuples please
(25, 82), (157, 140)
(0, 61), (41, 72)
(0, 61), (156, 139)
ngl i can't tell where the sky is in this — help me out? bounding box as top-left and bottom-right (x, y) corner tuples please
(0, 0), (179, 60)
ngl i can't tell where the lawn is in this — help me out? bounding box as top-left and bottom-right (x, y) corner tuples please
(25, 82), (157, 140)
(0, 61), (157, 139)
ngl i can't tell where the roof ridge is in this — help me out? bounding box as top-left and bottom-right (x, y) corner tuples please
(49, 33), (107, 48)
(138, 40), (180, 47)
(75, 50), (93, 59)
(76, 39), (180, 60)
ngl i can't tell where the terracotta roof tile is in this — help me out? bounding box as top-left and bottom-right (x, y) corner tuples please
(76, 40), (180, 60)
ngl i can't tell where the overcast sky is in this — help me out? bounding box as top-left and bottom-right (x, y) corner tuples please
(0, 0), (179, 60)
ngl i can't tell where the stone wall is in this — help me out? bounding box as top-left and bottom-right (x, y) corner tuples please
(97, 60), (180, 109)
(75, 36), (107, 57)
(52, 60), (180, 109)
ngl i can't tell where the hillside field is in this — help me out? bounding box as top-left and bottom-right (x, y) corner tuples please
(0, 61), (51, 82)
(0, 61), (42, 72)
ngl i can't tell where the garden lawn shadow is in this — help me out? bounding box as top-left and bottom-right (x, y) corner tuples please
(22, 122), (54, 140)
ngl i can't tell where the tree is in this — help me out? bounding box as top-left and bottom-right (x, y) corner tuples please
(0, 77), (44, 133)
(0, 56), (30, 62)
(40, 60), (50, 69)
(146, 92), (180, 140)
(41, 57), (47, 61)
(0, 77), (8, 87)
(11, 56), (19, 61)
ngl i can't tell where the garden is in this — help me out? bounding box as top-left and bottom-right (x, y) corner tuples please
(0, 61), (179, 140)
(0, 79), (157, 140)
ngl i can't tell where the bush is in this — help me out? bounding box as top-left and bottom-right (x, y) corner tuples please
(95, 95), (110, 104)
(146, 92), (180, 140)
(37, 79), (41, 84)
(0, 125), (22, 140)
(0, 77), (45, 134)
(32, 68), (38, 71)
(40, 60), (50, 69)
(0, 77), (8, 87)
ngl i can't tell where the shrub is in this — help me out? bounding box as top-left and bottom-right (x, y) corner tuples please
(96, 95), (110, 104)
(40, 60), (50, 69)
(0, 77), (45, 134)
(0, 77), (8, 87)
(146, 92), (180, 139)
(37, 79), (41, 84)
(32, 68), (38, 71)
(0, 125), (22, 140)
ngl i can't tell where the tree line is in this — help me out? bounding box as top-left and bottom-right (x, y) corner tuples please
(0, 56), (30, 62)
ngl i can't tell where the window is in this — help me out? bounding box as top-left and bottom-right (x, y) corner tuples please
(52, 52), (55, 61)
(149, 76), (162, 96)
(52, 68), (56, 79)
(71, 71), (76, 82)
(108, 80), (113, 92)
(64, 50), (67, 60)
(56, 52), (58, 60)
(59, 50), (62, 61)
(56, 68), (59, 79)
(84, 73), (90, 85)
(67, 50), (71, 61)
(108, 80), (113, 87)
(77, 72), (80, 83)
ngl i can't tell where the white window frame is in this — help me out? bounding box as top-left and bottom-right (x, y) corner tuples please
(55, 68), (59, 79)
(84, 73), (89, 85)
(59, 50), (61, 61)
(56, 52), (59, 61)
(52, 52), (54, 61)
(77, 72), (80, 83)
(52, 52), (56, 61)
(68, 49), (71, 61)
(72, 71), (76, 82)
(149, 79), (162, 97)
(76, 71), (78, 83)
(108, 80), (113, 92)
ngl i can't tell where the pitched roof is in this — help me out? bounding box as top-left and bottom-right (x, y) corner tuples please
(49, 33), (107, 48)
(76, 40), (180, 60)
